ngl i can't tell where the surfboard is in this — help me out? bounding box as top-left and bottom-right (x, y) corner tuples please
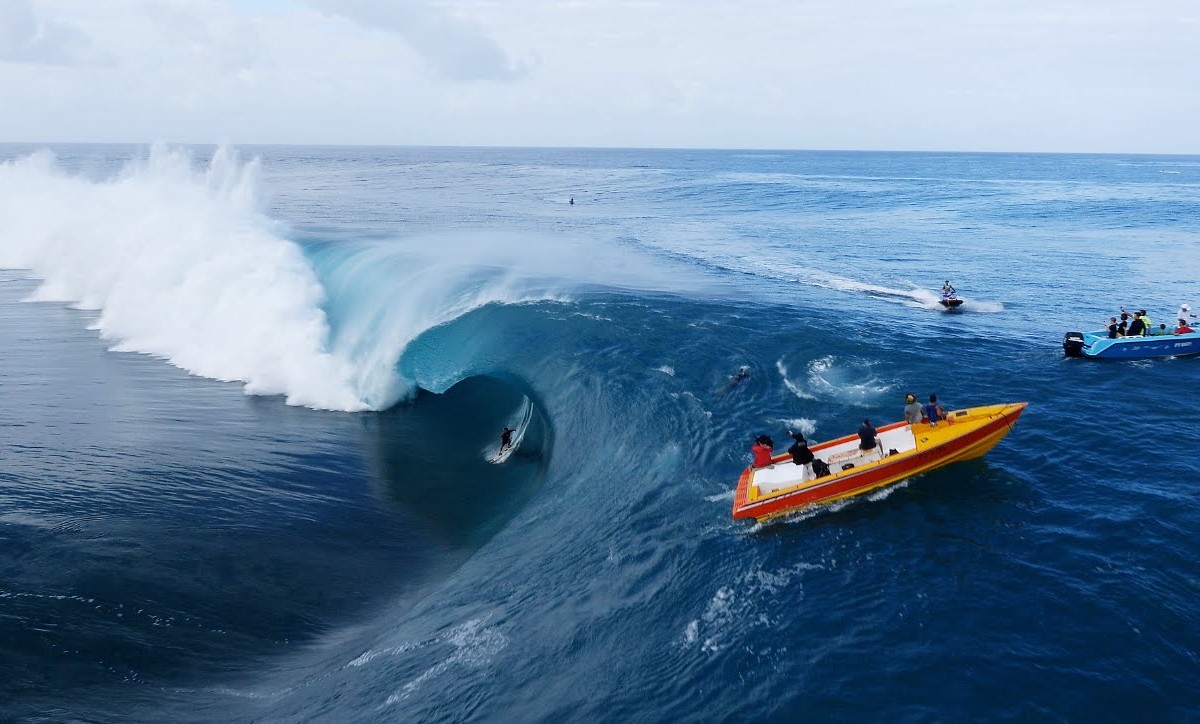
(487, 402), (534, 464)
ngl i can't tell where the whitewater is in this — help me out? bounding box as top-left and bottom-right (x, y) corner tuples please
(1, 143), (1199, 721)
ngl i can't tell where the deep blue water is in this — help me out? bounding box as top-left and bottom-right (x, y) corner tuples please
(1, 144), (1199, 721)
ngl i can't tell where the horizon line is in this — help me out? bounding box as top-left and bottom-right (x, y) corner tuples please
(1, 140), (1198, 158)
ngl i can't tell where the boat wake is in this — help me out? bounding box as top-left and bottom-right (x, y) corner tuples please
(808, 272), (1005, 313)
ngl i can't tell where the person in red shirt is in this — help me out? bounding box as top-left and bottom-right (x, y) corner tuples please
(1176, 321), (1195, 335)
(751, 435), (775, 468)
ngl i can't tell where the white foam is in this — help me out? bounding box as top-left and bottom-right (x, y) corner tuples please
(681, 561), (823, 652)
(778, 356), (890, 405)
(808, 271), (1007, 313)
(776, 358), (817, 400)
(866, 478), (911, 501)
(777, 418), (817, 436)
(960, 298), (1006, 313)
(381, 618), (506, 707)
(0, 145), (366, 410)
(704, 489), (735, 503)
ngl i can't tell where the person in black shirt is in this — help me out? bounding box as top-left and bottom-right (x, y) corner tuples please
(1127, 311), (1147, 337)
(858, 419), (877, 451)
(1106, 317), (1120, 339)
(787, 430), (815, 467)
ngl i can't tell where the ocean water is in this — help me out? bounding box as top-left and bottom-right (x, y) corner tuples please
(1, 144), (1199, 721)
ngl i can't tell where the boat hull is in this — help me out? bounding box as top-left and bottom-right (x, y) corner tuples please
(732, 403), (1027, 522)
(1063, 330), (1200, 359)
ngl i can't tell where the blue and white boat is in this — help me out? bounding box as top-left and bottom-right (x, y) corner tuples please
(1063, 329), (1200, 359)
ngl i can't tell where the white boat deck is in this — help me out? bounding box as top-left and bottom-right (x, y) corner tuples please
(754, 425), (919, 494)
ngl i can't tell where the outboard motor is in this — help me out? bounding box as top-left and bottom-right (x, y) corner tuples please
(1063, 331), (1085, 357)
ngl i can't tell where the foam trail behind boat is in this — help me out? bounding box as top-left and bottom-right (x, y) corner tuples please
(810, 272), (1006, 313)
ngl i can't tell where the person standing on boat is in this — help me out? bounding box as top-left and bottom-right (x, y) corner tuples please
(1121, 308), (1148, 336)
(857, 419), (878, 451)
(786, 430), (815, 471)
(941, 280), (956, 300)
(1178, 304), (1194, 327)
(904, 394), (925, 424)
(752, 435), (775, 468)
(1127, 310), (1148, 337)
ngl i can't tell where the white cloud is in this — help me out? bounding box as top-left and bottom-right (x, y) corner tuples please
(302, 0), (533, 81)
(0, 0), (1196, 152)
(0, 0), (91, 64)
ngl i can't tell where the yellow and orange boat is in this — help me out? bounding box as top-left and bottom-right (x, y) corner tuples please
(732, 403), (1028, 522)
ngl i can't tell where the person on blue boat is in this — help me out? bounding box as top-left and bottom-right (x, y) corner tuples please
(1178, 304), (1194, 326)
(1122, 308), (1148, 336)
(1177, 320), (1195, 335)
(904, 393), (925, 424)
(924, 394), (950, 426)
(1149, 323), (1169, 336)
(1128, 311), (1145, 336)
(858, 419), (878, 451)
(1106, 317), (1121, 339)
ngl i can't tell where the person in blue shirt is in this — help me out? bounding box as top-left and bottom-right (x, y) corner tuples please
(924, 394), (949, 426)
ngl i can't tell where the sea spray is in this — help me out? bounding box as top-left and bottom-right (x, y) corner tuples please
(0, 145), (366, 410)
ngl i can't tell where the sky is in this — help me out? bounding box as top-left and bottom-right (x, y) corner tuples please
(0, 0), (1197, 153)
